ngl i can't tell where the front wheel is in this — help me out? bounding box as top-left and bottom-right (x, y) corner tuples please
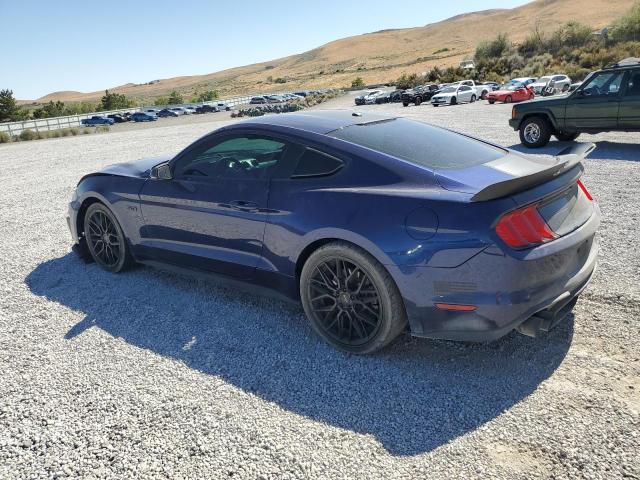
(84, 203), (134, 273)
(414, 96), (422, 106)
(300, 242), (407, 354)
(555, 131), (580, 142)
(519, 117), (552, 148)
(402, 102), (409, 107)
(488, 100), (495, 104)
(505, 95), (513, 103)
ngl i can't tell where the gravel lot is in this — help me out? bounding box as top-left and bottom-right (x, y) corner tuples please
(0, 93), (638, 479)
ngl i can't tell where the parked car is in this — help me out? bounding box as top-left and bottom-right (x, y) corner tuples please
(212, 102), (231, 111)
(195, 105), (219, 114)
(510, 58), (640, 147)
(81, 116), (114, 126)
(184, 107), (197, 114)
(250, 96), (267, 104)
(486, 83), (535, 104)
(170, 107), (190, 115)
(389, 89), (405, 102)
(293, 91), (309, 97)
(157, 109), (179, 118)
(450, 80), (492, 100)
(354, 90), (382, 106)
(401, 85), (439, 106)
(68, 110), (600, 354)
(430, 84), (477, 106)
(106, 114), (128, 123)
(482, 82), (500, 91)
(506, 77), (537, 88)
(145, 109), (160, 115)
(530, 75), (572, 95)
(131, 112), (157, 122)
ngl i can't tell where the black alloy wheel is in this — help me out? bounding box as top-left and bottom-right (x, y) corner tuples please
(300, 242), (406, 354)
(84, 203), (133, 272)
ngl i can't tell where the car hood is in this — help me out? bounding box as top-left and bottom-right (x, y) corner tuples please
(98, 155), (173, 179)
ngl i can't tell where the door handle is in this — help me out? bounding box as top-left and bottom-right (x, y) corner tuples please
(229, 200), (259, 211)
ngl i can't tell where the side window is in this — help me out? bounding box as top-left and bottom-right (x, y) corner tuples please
(580, 71), (625, 96)
(174, 136), (287, 180)
(291, 148), (344, 178)
(624, 70), (640, 96)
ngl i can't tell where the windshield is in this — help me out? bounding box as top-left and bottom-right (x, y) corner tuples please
(538, 76), (551, 83)
(328, 118), (505, 170)
(440, 86), (457, 93)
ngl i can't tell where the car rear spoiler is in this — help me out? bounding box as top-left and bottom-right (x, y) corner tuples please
(471, 143), (596, 201)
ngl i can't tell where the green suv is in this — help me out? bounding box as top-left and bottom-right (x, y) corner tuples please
(509, 58), (640, 147)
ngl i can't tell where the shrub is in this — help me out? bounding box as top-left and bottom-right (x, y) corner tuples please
(167, 91), (183, 105)
(351, 77), (365, 88)
(83, 128), (92, 134)
(96, 125), (110, 133)
(475, 33), (509, 60)
(19, 129), (37, 141)
(0, 131), (10, 143)
(49, 130), (61, 138)
(69, 128), (79, 136)
(611, 1), (640, 42)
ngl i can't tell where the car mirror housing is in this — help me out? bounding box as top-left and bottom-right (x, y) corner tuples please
(151, 162), (172, 180)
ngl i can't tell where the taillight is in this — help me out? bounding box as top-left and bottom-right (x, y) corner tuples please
(495, 204), (557, 249)
(511, 106), (516, 119)
(577, 179), (593, 201)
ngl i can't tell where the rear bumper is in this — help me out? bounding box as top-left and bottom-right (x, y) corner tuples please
(390, 207), (600, 342)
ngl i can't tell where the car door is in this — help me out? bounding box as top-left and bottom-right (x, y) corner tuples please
(618, 69), (640, 129)
(458, 85), (472, 102)
(137, 133), (291, 278)
(565, 70), (625, 130)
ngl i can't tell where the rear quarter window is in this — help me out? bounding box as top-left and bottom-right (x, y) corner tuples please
(292, 148), (343, 178)
(328, 118), (505, 170)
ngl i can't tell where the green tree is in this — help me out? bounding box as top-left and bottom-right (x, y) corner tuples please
(32, 100), (66, 119)
(99, 90), (133, 111)
(0, 89), (26, 122)
(167, 91), (184, 105)
(154, 96), (169, 106)
(475, 33), (510, 60)
(195, 90), (219, 102)
(351, 77), (365, 88)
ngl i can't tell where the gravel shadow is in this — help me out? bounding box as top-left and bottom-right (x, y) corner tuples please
(507, 140), (640, 161)
(27, 253), (573, 456)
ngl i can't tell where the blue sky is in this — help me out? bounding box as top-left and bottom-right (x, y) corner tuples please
(1, 0), (529, 99)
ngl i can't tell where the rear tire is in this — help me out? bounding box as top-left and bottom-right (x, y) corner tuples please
(519, 116), (552, 148)
(488, 100), (495, 104)
(414, 96), (422, 106)
(470, 94), (476, 103)
(555, 131), (580, 142)
(84, 203), (134, 273)
(300, 242), (407, 354)
(450, 96), (457, 105)
(505, 95), (513, 103)
(402, 102), (409, 107)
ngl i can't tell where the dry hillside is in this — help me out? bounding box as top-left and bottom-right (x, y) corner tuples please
(35, 0), (634, 103)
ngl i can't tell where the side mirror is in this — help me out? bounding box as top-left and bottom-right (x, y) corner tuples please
(151, 162), (172, 180)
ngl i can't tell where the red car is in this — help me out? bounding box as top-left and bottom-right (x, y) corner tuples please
(487, 84), (534, 104)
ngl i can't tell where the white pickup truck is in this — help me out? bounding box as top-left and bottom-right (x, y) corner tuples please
(448, 80), (491, 100)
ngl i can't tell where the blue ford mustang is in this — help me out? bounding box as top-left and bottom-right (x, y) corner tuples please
(67, 111), (600, 353)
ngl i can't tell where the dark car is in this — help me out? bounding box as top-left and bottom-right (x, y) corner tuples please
(131, 112), (157, 122)
(107, 114), (129, 123)
(196, 105), (219, 114)
(81, 116), (115, 126)
(509, 58), (640, 147)
(250, 96), (267, 104)
(401, 84), (440, 106)
(389, 89), (405, 102)
(157, 109), (179, 118)
(68, 111), (599, 354)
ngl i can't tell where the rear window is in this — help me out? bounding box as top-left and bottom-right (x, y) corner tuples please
(328, 118), (505, 170)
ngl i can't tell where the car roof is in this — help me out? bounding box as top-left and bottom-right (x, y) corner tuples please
(233, 110), (397, 135)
